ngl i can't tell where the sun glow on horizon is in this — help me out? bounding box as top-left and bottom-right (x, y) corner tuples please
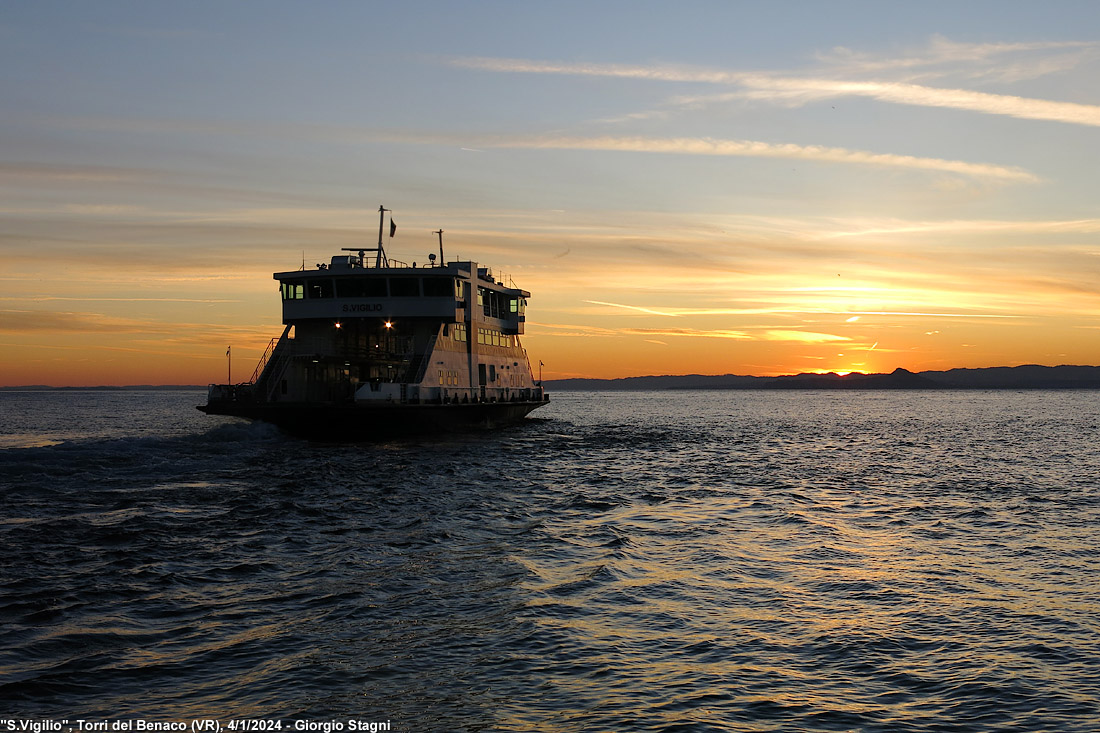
(2, 13), (1099, 384)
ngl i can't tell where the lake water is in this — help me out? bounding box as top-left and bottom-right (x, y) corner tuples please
(1, 389), (1098, 731)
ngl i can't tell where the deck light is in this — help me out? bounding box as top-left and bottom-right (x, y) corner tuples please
(384, 320), (394, 329)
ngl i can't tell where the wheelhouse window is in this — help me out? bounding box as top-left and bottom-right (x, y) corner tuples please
(336, 277), (386, 298)
(479, 287), (503, 318)
(422, 277), (454, 297)
(281, 282), (304, 300)
(389, 278), (420, 297)
(307, 278), (334, 299)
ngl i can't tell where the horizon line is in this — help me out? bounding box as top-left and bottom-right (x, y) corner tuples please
(3, 363), (1097, 389)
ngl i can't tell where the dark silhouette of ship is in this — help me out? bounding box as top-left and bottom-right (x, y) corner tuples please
(199, 207), (548, 437)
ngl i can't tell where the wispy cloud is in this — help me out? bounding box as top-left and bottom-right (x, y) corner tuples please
(487, 134), (1036, 182)
(585, 299), (680, 316)
(538, 322), (857, 343)
(0, 310), (271, 339)
(0, 310), (171, 333)
(366, 129), (1035, 182)
(0, 162), (146, 183)
(576, 299), (1023, 320)
(0, 296), (241, 303)
(822, 218), (1100, 238)
(815, 35), (1097, 83)
(762, 330), (850, 343)
(624, 327), (751, 340)
(36, 113), (1036, 182)
(452, 49), (1100, 127)
(534, 322), (750, 340)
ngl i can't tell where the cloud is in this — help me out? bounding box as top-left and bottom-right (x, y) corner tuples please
(486, 134), (1036, 182)
(0, 162), (150, 182)
(451, 51), (1100, 128)
(0, 310), (273, 341)
(584, 299), (680, 316)
(357, 128), (1033, 181)
(762, 330), (850, 343)
(793, 79), (1100, 126)
(538, 321), (860, 344)
(624, 327), (751, 340)
(839, 311), (1019, 319)
(822, 218), (1100, 239)
(667, 79), (1100, 127)
(0, 310), (169, 333)
(37, 111), (1037, 185)
(572, 297), (1024, 321)
(815, 35), (1096, 82)
(536, 321), (752, 340)
(0, 296), (240, 303)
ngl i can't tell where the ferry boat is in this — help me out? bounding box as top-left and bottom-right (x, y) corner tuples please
(198, 206), (549, 437)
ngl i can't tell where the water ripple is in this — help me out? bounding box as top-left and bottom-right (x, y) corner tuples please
(1, 389), (1099, 729)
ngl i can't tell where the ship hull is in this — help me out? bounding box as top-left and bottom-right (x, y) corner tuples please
(197, 399), (548, 439)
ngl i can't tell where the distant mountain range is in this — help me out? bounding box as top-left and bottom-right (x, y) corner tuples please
(4, 365), (1099, 391)
(543, 365), (1100, 391)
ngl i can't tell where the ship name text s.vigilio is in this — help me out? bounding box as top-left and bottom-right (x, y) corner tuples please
(199, 206), (549, 437)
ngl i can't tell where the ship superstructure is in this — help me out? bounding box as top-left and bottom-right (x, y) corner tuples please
(199, 207), (548, 436)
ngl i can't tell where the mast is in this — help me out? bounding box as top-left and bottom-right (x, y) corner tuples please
(434, 229), (445, 265)
(375, 205), (391, 268)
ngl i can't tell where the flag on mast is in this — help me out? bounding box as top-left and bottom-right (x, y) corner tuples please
(389, 219), (397, 237)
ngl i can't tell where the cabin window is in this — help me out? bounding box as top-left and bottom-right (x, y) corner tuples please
(455, 280), (467, 299)
(452, 323), (467, 342)
(336, 277), (386, 298)
(389, 278), (420, 297)
(307, 278), (334, 299)
(423, 277), (453, 297)
(478, 327), (512, 346)
(281, 283), (305, 300)
(489, 364), (497, 382)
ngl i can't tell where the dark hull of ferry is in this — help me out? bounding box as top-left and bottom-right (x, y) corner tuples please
(197, 399), (549, 439)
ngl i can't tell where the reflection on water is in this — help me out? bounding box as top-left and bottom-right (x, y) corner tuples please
(1, 389), (1098, 730)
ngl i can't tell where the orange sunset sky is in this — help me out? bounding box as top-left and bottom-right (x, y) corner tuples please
(3, 2), (1100, 385)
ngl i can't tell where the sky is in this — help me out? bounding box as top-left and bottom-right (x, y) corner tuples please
(2, 1), (1100, 384)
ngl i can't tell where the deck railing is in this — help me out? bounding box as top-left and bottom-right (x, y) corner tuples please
(249, 337), (280, 384)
